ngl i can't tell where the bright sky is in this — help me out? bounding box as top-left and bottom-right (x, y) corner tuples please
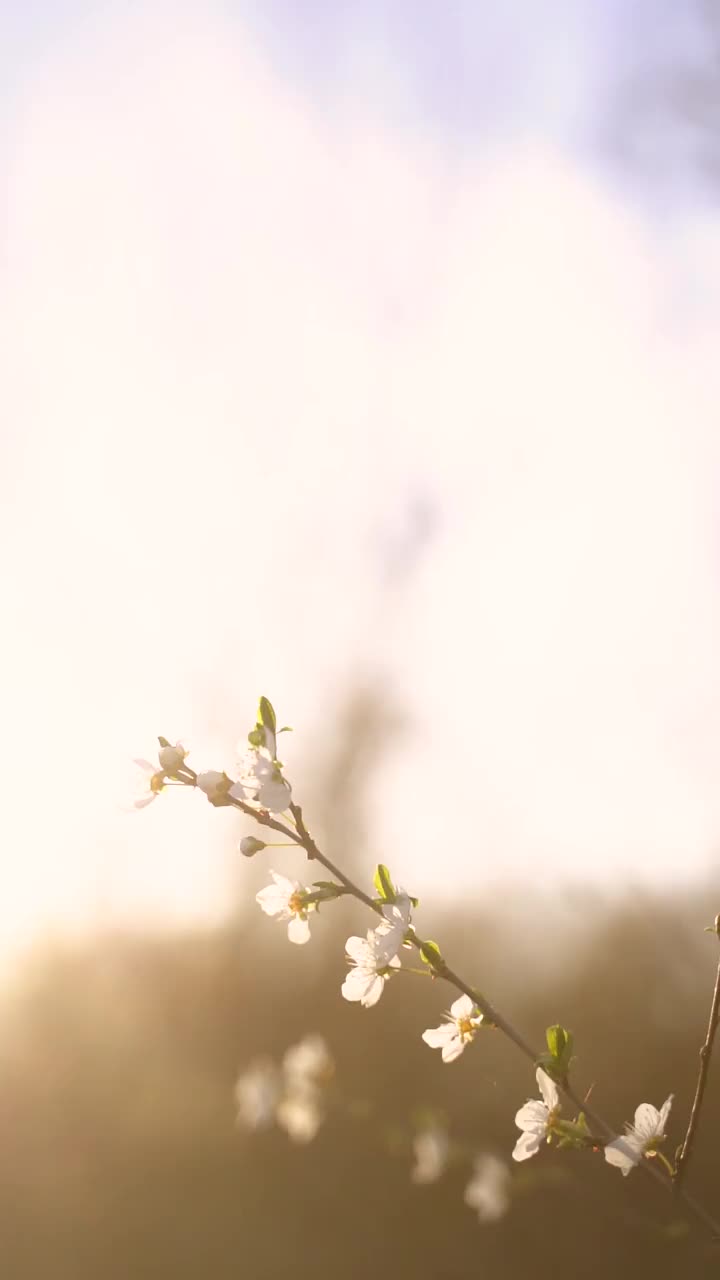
(2, 0), (720, 964)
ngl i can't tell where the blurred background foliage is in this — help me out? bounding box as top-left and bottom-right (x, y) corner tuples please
(0, 690), (718, 1278)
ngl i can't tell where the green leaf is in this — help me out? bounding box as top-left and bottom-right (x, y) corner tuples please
(258, 696), (277, 734)
(277, 726), (293, 734)
(544, 1025), (574, 1078)
(419, 939), (444, 968)
(546, 1025), (569, 1060)
(373, 864), (396, 901)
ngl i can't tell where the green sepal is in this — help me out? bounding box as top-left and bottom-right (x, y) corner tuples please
(248, 727), (264, 748)
(554, 1118), (592, 1150)
(157, 736), (171, 748)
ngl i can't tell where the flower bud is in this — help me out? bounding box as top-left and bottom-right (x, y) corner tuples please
(158, 743), (187, 773)
(240, 836), (266, 858)
(196, 770), (233, 803)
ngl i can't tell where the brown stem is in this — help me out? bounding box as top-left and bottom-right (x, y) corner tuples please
(674, 918), (720, 1192)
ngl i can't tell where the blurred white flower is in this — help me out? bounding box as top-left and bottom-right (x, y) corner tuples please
(233, 746), (292, 813)
(604, 1095), (674, 1176)
(421, 994), (484, 1063)
(235, 1058), (282, 1130)
(236, 1036), (333, 1145)
(513, 1068), (560, 1162)
(256, 871), (312, 944)
(132, 758), (166, 809)
(283, 1035), (334, 1087)
(464, 1154), (511, 1223)
(411, 1127), (449, 1185)
(276, 1090), (323, 1143)
(195, 770), (234, 803)
(341, 925), (403, 1008)
(277, 1034), (333, 1143)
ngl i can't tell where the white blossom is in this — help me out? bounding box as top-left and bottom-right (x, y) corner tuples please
(513, 1068), (560, 1162)
(464, 1154), (512, 1222)
(233, 746), (292, 813)
(411, 1127), (449, 1185)
(234, 1058), (281, 1130)
(604, 1095), (674, 1176)
(256, 871), (312, 944)
(421, 994), (484, 1063)
(341, 923), (403, 1008)
(132, 758), (166, 809)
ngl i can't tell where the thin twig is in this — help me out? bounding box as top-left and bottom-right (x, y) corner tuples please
(674, 916), (720, 1191)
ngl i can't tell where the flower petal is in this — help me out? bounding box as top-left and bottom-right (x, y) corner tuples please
(512, 1130), (541, 1162)
(256, 886), (290, 917)
(514, 1100), (549, 1133)
(341, 968), (383, 1006)
(422, 1024), (455, 1050)
(258, 778), (292, 813)
(604, 1135), (642, 1175)
(287, 915), (311, 945)
(133, 793), (158, 809)
(345, 935), (371, 963)
(440, 1035), (465, 1064)
(450, 994), (475, 1020)
(536, 1068), (559, 1111)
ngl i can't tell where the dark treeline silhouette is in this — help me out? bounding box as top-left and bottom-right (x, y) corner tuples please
(1, 880), (718, 1279)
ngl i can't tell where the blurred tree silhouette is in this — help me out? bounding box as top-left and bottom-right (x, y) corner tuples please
(1, 877), (719, 1277)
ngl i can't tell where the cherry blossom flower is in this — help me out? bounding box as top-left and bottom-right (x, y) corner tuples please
(411, 1127), (449, 1185)
(421, 994), (484, 1063)
(341, 924), (403, 1008)
(604, 1095), (674, 1176)
(464, 1154), (512, 1222)
(232, 746), (292, 813)
(256, 871), (312, 944)
(132, 759), (166, 809)
(513, 1068), (561, 1161)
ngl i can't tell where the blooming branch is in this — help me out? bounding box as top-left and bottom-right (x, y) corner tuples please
(136, 698), (720, 1242)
